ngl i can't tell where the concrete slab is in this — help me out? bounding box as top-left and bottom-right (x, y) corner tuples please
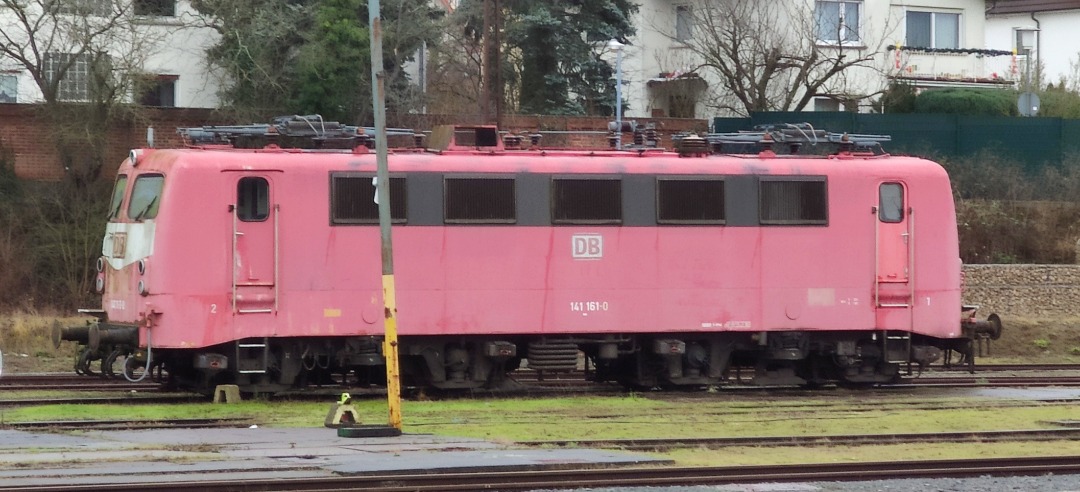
(0, 427), (667, 489)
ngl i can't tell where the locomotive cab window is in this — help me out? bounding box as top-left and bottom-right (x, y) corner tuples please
(108, 174), (128, 220)
(657, 178), (725, 224)
(552, 177), (622, 224)
(759, 178), (827, 225)
(331, 173), (406, 224)
(127, 174), (163, 221)
(879, 182), (904, 223)
(444, 176), (516, 223)
(236, 177), (269, 222)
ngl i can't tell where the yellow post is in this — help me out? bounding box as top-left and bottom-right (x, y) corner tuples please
(370, 0), (403, 431)
(382, 274), (402, 429)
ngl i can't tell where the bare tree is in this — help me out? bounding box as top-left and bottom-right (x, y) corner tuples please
(0, 0), (171, 182)
(0, 0), (170, 307)
(664, 0), (893, 116)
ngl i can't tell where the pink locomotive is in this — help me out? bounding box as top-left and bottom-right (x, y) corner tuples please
(57, 119), (998, 394)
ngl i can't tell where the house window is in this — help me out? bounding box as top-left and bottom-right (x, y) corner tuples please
(814, 97), (842, 112)
(330, 173), (406, 224)
(139, 75), (177, 107)
(0, 74), (16, 103)
(816, 1), (861, 45)
(552, 178), (622, 224)
(50, 0), (113, 16)
(675, 5), (693, 42)
(759, 178), (828, 225)
(134, 0), (175, 16)
(44, 52), (109, 101)
(906, 11), (959, 49)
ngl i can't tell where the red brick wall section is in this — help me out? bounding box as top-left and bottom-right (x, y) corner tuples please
(0, 105), (709, 181)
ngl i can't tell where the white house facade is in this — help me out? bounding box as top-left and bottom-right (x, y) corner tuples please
(985, 1), (1080, 92)
(620, 0), (1011, 118)
(0, 0), (220, 108)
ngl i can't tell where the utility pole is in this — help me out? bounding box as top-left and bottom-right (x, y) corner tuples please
(367, 0), (402, 431)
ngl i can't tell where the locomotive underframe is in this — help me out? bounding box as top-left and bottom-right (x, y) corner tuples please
(59, 320), (973, 394)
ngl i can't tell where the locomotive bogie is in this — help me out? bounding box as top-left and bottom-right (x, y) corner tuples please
(57, 126), (990, 393)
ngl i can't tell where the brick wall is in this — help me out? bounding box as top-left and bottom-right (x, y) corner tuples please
(0, 105), (226, 181)
(962, 264), (1080, 317)
(1, 104), (709, 181)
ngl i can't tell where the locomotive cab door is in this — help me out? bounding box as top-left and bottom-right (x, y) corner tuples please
(875, 182), (913, 363)
(231, 175), (278, 315)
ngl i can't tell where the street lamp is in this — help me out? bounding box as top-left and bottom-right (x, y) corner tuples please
(1016, 28), (1040, 117)
(607, 39), (625, 150)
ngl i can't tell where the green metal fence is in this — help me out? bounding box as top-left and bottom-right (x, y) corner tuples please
(713, 113), (1080, 171)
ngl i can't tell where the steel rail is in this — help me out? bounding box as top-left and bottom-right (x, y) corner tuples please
(0, 417), (252, 431)
(518, 428), (1080, 450)
(4, 456), (1080, 492)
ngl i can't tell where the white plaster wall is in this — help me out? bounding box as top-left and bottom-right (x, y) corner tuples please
(0, 0), (220, 108)
(986, 11), (1080, 89)
(136, 1), (221, 108)
(626, 0), (991, 117)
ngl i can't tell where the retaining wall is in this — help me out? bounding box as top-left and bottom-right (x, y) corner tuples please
(962, 264), (1080, 317)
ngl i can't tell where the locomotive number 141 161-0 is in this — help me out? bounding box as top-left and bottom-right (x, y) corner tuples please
(570, 301), (609, 312)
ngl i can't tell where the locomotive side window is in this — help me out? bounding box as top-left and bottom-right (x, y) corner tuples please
(657, 178), (725, 224)
(127, 174), (163, 221)
(108, 175), (128, 220)
(759, 178), (827, 225)
(330, 173), (406, 224)
(552, 178), (622, 224)
(444, 177), (516, 223)
(236, 177), (269, 222)
(879, 183), (904, 223)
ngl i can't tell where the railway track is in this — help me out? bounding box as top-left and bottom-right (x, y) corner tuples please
(0, 374), (164, 392)
(519, 428), (1080, 450)
(3, 456), (1079, 491)
(0, 417), (252, 431)
(3, 363), (1079, 400)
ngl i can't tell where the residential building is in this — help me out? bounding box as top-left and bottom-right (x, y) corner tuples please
(620, 0), (1005, 117)
(0, 0), (220, 107)
(985, 1), (1080, 91)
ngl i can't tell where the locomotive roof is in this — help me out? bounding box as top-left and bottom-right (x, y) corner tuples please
(125, 146), (946, 179)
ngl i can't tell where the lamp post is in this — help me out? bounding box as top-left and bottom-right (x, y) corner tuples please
(1017, 28), (1037, 90)
(608, 39), (624, 150)
(1016, 28), (1040, 117)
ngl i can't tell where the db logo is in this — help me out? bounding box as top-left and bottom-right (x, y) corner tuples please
(571, 234), (603, 259)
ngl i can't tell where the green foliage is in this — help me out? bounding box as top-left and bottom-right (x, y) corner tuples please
(1031, 87), (1080, 118)
(914, 88), (1018, 116)
(1033, 338), (1051, 349)
(194, 0), (441, 124)
(459, 0), (637, 116)
(878, 81), (917, 114)
(943, 151), (1080, 264)
(0, 133), (110, 309)
(193, 0), (312, 118)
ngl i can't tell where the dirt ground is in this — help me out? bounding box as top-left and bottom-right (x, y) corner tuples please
(984, 316), (1080, 363)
